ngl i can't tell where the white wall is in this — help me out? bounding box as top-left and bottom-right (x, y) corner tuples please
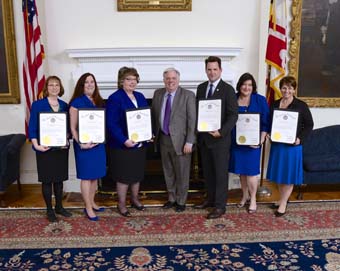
(1, 0), (340, 190)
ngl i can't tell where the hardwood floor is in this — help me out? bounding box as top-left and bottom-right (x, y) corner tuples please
(1, 180), (340, 209)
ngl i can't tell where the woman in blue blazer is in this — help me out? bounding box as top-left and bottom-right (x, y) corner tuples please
(229, 73), (270, 213)
(106, 67), (148, 217)
(28, 76), (72, 222)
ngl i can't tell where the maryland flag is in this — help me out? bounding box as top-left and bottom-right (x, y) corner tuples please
(265, 0), (287, 105)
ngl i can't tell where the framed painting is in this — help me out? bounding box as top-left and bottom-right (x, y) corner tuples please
(117, 0), (192, 11)
(0, 0), (20, 104)
(289, 0), (340, 107)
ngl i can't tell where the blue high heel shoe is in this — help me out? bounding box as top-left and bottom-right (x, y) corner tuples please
(93, 207), (105, 212)
(84, 208), (99, 221)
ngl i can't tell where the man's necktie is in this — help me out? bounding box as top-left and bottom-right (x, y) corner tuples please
(208, 83), (214, 98)
(163, 93), (171, 135)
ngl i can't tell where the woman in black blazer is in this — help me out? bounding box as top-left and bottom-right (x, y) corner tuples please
(267, 76), (314, 216)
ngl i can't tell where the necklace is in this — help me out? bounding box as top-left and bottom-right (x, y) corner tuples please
(48, 98), (59, 112)
(238, 96), (250, 107)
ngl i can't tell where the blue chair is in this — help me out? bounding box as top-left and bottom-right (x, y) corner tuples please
(0, 134), (26, 206)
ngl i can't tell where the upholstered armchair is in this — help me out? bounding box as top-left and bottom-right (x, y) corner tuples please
(300, 125), (340, 199)
(0, 134), (26, 206)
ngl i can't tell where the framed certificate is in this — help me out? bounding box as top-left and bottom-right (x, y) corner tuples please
(78, 109), (105, 144)
(126, 107), (152, 143)
(39, 112), (67, 147)
(271, 109), (299, 144)
(197, 99), (221, 132)
(236, 113), (260, 145)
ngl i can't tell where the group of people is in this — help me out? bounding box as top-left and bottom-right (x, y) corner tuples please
(28, 56), (314, 222)
(29, 73), (107, 222)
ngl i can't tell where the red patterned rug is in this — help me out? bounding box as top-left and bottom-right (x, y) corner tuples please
(0, 201), (339, 249)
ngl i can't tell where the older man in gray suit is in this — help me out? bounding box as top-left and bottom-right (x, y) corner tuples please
(152, 68), (196, 212)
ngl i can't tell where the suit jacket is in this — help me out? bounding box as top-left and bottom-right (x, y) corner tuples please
(152, 86), (196, 155)
(196, 79), (238, 148)
(106, 89), (149, 149)
(28, 97), (69, 152)
(29, 98), (69, 141)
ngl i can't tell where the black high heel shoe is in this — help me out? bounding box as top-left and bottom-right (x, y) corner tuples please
(274, 202), (288, 217)
(47, 209), (58, 223)
(118, 207), (131, 217)
(275, 210), (286, 217)
(270, 201), (290, 210)
(131, 203), (146, 211)
(269, 203), (279, 210)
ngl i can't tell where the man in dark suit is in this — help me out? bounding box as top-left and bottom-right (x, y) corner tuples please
(195, 56), (238, 219)
(152, 68), (196, 212)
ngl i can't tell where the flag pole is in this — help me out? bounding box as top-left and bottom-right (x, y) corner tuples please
(257, 66), (272, 197)
(257, 139), (271, 196)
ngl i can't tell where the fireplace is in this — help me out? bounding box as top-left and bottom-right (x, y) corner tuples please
(66, 47), (242, 98)
(66, 47), (242, 192)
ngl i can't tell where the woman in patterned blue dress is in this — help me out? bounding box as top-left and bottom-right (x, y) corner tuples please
(267, 76), (314, 216)
(229, 73), (270, 213)
(69, 73), (106, 221)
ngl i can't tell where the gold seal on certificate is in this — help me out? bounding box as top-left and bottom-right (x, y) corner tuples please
(238, 135), (246, 144)
(126, 107), (152, 143)
(78, 109), (106, 144)
(273, 132), (281, 141)
(41, 135), (52, 146)
(270, 109), (299, 144)
(80, 133), (90, 143)
(130, 133), (139, 142)
(39, 112), (67, 147)
(197, 99), (221, 132)
(236, 113), (260, 145)
(199, 122), (208, 131)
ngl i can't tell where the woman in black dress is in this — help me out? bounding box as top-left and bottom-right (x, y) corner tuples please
(106, 67), (149, 217)
(28, 76), (72, 222)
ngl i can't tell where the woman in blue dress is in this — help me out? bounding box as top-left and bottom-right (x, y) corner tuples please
(69, 73), (106, 221)
(229, 73), (270, 213)
(267, 76), (314, 216)
(28, 75), (72, 222)
(106, 67), (148, 217)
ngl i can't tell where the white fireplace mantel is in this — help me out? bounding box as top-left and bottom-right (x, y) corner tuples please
(66, 47), (242, 98)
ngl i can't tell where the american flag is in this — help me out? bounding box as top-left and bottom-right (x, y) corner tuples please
(265, 0), (287, 105)
(22, 0), (45, 135)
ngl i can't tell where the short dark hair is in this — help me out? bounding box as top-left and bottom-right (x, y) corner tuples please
(279, 76), (297, 89)
(42, 76), (64, 98)
(118, 67), (140, 89)
(205, 56), (222, 69)
(236, 73), (257, 94)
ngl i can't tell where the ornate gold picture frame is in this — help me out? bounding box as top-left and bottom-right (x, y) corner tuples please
(0, 0), (20, 104)
(117, 0), (192, 11)
(289, 0), (340, 107)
